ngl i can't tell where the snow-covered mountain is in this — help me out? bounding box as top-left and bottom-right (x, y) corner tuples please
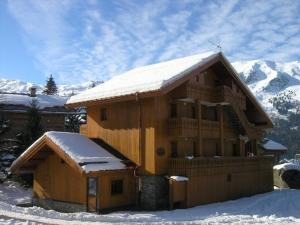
(0, 79), (102, 96)
(1, 60), (300, 114)
(233, 60), (300, 113)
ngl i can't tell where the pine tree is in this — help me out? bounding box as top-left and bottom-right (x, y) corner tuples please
(23, 99), (44, 147)
(43, 74), (58, 95)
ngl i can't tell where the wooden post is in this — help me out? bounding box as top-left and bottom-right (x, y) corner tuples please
(239, 139), (245, 157)
(169, 179), (173, 210)
(197, 100), (202, 156)
(219, 105), (225, 156)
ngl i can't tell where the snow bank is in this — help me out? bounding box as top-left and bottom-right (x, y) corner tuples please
(67, 52), (217, 105)
(0, 181), (300, 224)
(0, 94), (68, 109)
(274, 162), (300, 172)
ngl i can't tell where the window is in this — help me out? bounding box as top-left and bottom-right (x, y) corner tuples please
(191, 105), (196, 119)
(100, 108), (107, 121)
(193, 141), (197, 156)
(111, 180), (123, 195)
(88, 177), (97, 197)
(171, 141), (178, 158)
(201, 105), (218, 121)
(195, 75), (199, 82)
(170, 104), (177, 118)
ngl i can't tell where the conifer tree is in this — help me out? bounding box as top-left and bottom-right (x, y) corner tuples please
(43, 74), (58, 95)
(23, 99), (44, 147)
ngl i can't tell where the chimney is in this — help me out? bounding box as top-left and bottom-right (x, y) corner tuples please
(29, 86), (37, 97)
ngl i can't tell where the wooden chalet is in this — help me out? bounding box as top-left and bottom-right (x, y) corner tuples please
(11, 52), (274, 212)
(260, 138), (287, 164)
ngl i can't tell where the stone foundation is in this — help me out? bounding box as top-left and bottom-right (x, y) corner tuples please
(140, 176), (168, 210)
(32, 198), (86, 213)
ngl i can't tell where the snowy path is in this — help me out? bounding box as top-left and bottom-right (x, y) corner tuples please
(0, 182), (299, 224)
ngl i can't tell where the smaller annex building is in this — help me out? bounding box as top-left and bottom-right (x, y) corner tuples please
(260, 138), (287, 163)
(10, 131), (136, 212)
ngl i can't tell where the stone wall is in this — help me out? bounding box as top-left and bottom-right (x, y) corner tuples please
(140, 176), (168, 210)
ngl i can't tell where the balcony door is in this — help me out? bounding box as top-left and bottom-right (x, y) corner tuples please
(87, 177), (98, 212)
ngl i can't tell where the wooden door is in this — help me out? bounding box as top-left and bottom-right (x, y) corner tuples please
(87, 177), (98, 212)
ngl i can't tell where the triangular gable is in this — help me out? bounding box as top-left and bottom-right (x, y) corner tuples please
(10, 131), (127, 175)
(160, 53), (273, 128)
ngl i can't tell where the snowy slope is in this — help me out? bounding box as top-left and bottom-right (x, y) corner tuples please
(233, 60), (300, 113)
(0, 181), (300, 224)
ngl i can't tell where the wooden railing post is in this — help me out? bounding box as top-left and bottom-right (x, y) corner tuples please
(218, 104), (224, 156)
(197, 100), (202, 156)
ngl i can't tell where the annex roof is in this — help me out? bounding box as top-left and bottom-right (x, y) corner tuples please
(10, 131), (127, 175)
(0, 93), (68, 109)
(67, 51), (218, 106)
(261, 138), (288, 151)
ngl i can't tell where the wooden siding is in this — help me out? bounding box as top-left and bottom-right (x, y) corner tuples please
(169, 156), (274, 207)
(97, 171), (136, 210)
(34, 153), (86, 204)
(86, 98), (156, 174)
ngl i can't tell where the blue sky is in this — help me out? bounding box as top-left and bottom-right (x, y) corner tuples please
(1, 0), (300, 85)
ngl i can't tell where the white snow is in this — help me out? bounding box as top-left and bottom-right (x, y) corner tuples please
(262, 139), (288, 151)
(274, 162), (300, 172)
(0, 94), (68, 109)
(13, 131), (125, 173)
(0, 181), (300, 224)
(170, 176), (189, 181)
(67, 52), (217, 105)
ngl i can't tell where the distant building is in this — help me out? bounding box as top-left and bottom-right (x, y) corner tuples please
(0, 87), (69, 138)
(260, 138), (287, 163)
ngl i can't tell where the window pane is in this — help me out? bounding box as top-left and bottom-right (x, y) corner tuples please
(88, 178), (97, 196)
(111, 180), (123, 195)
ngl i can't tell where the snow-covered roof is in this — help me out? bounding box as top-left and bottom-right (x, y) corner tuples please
(170, 176), (189, 181)
(0, 94), (68, 109)
(12, 131), (126, 173)
(262, 139), (287, 151)
(67, 52), (217, 105)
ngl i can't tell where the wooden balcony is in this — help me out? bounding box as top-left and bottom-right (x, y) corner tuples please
(168, 118), (198, 137)
(79, 124), (88, 136)
(186, 84), (246, 110)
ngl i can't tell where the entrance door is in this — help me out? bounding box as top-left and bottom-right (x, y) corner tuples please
(87, 177), (98, 212)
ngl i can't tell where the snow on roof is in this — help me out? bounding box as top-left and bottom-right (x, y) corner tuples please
(0, 94), (68, 109)
(273, 162), (300, 172)
(262, 139), (288, 151)
(15, 131), (126, 173)
(67, 52), (217, 105)
(170, 176), (189, 181)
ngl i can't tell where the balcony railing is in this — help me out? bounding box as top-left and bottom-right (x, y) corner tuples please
(168, 156), (274, 177)
(168, 118), (198, 137)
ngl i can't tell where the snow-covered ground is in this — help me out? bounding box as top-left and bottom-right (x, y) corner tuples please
(0, 182), (299, 224)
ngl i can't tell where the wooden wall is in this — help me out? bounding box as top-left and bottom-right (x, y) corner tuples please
(34, 153), (86, 204)
(169, 156), (274, 207)
(86, 98), (156, 175)
(97, 171), (136, 210)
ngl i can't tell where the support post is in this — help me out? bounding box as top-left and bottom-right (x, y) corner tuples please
(197, 100), (202, 156)
(218, 104), (224, 156)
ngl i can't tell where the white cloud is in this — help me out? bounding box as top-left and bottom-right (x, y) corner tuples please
(6, 0), (300, 84)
